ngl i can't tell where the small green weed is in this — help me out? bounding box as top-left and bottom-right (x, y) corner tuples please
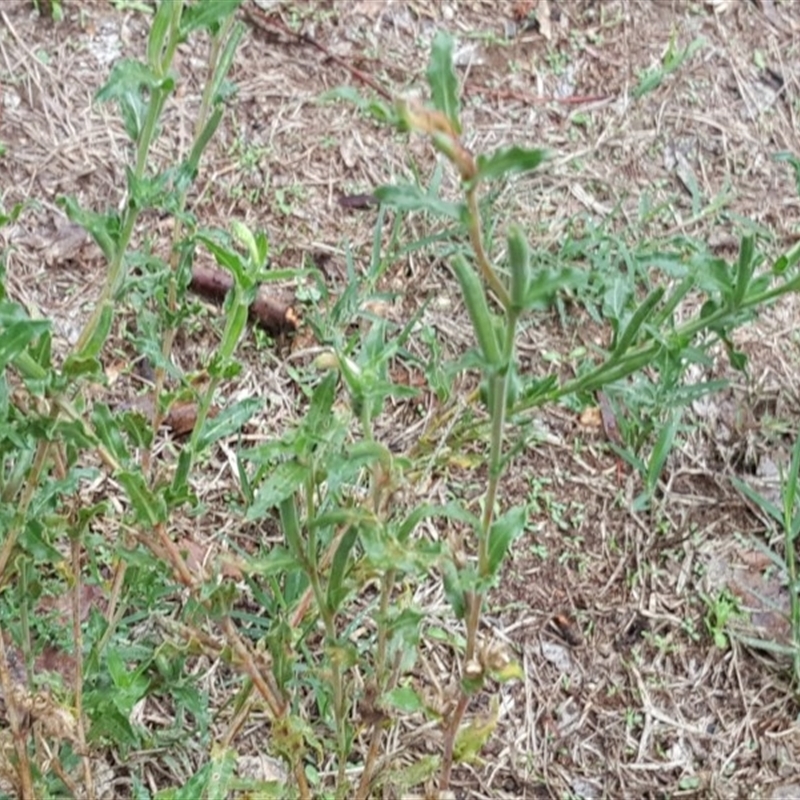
(702, 589), (742, 650)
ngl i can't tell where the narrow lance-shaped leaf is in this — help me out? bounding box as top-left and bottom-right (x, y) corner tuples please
(247, 459), (309, 520)
(426, 31), (461, 134)
(475, 146), (548, 184)
(195, 397), (261, 451)
(784, 428), (800, 535)
(278, 494), (305, 562)
(397, 502), (481, 543)
(613, 287), (665, 356)
(91, 403), (130, 465)
(0, 319), (50, 372)
(730, 475), (782, 525)
(209, 20), (246, 103)
(451, 254), (503, 366)
(732, 234), (756, 307)
(486, 505), (526, 579)
(374, 184), (465, 221)
(645, 410), (680, 493)
(118, 471), (167, 527)
(327, 526), (358, 614)
(506, 224), (530, 311)
(183, 106), (223, 180)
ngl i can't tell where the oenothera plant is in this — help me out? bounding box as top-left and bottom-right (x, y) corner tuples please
(345, 31), (800, 791)
(0, 1), (309, 797)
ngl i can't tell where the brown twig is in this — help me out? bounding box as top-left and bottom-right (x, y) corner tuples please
(190, 264), (299, 335)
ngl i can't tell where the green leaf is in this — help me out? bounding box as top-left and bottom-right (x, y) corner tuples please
(383, 684), (424, 713)
(247, 459), (309, 520)
(61, 354), (104, 380)
(451, 254), (503, 366)
(524, 266), (585, 309)
(76, 302), (113, 361)
(319, 85), (398, 124)
(237, 545), (299, 578)
(20, 522), (64, 563)
(645, 410), (680, 493)
(489, 657), (524, 683)
(209, 20), (245, 103)
(146, 0), (173, 70)
(506, 224), (530, 311)
(397, 502), (480, 543)
(169, 448), (193, 501)
(732, 234), (756, 307)
(486, 505), (525, 579)
(118, 471), (167, 527)
(195, 397), (261, 450)
(426, 31), (461, 133)
(0, 201), (23, 227)
(92, 403), (130, 464)
(182, 106), (223, 184)
(205, 745), (238, 800)
(58, 196), (119, 262)
(374, 184), (465, 221)
(196, 233), (247, 285)
(784, 429), (800, 532)
(475, 146), (547, 183)
(773, 151), (800, 198)
(95, 59), (173, 141)
(453, 698), (499, 763)
(441, 557), (467, 620)
(180, 0), (243, 36)
(0, 319), (50, 372)
(613, 287), (665, 355)
(326, 526), (358, 614)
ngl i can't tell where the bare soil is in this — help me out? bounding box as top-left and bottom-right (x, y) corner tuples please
(2, 0), (800, 797)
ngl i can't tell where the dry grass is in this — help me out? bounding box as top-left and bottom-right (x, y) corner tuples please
(2, 0), (800, 796)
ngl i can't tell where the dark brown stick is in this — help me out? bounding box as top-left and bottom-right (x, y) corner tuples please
(189, 264), (299, 335)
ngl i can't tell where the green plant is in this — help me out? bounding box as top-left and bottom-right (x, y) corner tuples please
(5, 6), (800, 797)
(330, 28), (800, 794)
(0, 1), (316, 796)
(31, 0), (63, 21)
(731, 432), (800, 683)
(701, 589), (741, 650)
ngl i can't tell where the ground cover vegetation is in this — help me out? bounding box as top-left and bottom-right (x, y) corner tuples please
(1, 0), (800, 797)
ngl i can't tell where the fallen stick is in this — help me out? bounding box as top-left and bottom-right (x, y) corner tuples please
(189, 263), (300, 335)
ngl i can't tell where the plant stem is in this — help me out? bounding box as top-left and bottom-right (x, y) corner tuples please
(466, 189), (511, 309)
(440, 209), (520, 791)
(70, 533), (94, 800)
(0, 437), (51, 583)
(0, 632), (35, 800)
(150, 11), (235, 466)
(74, 2), (183, 357)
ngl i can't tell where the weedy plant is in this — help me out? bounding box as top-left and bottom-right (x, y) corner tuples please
(326, 30), (800, 794)
(0, 1), (315, 797)
(4, 4), (800, 799)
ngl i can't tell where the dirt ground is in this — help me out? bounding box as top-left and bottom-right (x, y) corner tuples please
(2, 0), (800, 797)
